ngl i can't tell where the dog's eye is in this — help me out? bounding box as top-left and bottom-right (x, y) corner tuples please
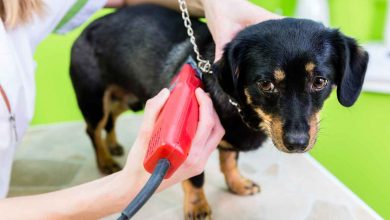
(312, 77), (328, 91)
(257, 81), (276, 92)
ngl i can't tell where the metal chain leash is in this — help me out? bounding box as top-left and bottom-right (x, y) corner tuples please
(178, 0), (213, 74)
(178, 0), (245, 116)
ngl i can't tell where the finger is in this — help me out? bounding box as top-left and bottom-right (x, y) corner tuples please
(191, 88), (215, 147)
(176, 113), (222, 180)
(185, 88), (216, 164)
(193, 128), (223, 175)
(203, 110), (225, 156)
(137, 88), (170, 142)
(196, 88), (215, 124)
(193, 113), (224, 171)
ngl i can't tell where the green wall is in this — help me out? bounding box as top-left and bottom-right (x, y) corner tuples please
(252, 0), (388, 41)
(33, 10), (113, 125)
(311, 93), (390, 217)
(32, 2), (389, 218)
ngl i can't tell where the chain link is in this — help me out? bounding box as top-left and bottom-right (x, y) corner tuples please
(178, 0), (213, 74)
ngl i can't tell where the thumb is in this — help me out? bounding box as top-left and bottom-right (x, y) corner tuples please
(137, 88), (170, 144)
(214, 38), (226, 62)
(213, 27), (240, 62)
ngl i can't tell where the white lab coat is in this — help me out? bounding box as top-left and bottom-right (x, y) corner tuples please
(0, 0), (107, 198)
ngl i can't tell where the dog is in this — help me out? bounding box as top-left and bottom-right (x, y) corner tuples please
(70, 4), (368, 219)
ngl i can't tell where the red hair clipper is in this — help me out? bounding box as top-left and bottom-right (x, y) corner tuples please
(144, 57), (202, 178)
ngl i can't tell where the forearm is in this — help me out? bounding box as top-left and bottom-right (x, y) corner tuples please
(0, 172), (135, 219)
(106, 0), (204, 17)
(127, 0), (204, 16)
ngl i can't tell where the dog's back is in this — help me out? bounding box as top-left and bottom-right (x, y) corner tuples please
(71, 4), (211, 101)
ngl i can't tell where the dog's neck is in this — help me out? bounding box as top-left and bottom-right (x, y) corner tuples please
(202, 74), (237, 117)
(202, 74), (264, 132)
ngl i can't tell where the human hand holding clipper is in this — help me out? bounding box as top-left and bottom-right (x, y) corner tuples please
(143, 62), (203, 179)
(120, 68), (224, 219)
(122, 86), (224, 188)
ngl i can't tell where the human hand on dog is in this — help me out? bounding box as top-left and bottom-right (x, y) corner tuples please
(201, 0), (282, 61)
(118, 88), (224, 196)
(120, 0), (280, 61)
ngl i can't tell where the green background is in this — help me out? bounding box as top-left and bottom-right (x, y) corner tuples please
(32, 0), (390, 218)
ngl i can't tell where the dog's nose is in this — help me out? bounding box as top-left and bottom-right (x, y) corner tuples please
(283, 132), (309, 151)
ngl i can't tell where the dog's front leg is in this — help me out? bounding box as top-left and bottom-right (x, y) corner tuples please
(219, 149), (260, 195)
(182, 172), (211, 220)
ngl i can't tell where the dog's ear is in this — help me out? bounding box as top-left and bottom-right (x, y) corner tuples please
(333, 31), (369, 107)
(213, 42), (242, 97)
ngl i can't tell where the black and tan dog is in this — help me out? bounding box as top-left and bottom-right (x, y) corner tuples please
(70, 4), (368, 219)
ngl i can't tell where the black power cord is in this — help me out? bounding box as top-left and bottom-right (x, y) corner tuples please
(118, 159), (170, 220)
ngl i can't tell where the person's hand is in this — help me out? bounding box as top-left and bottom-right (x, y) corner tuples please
(201, 0), (282, 61)
(118, 88), (224, 195)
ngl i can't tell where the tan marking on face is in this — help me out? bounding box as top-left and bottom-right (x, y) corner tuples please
(269, 117), (289, 152)
(305, 112), (320, 152)
(253, 107), (288, 152)
(254, 107), (272, 124)
(253, 106), (321, 153)
(274, 69), (285, 82)
(219, 150), (260, 195)
(182, 180), (211, 218)
(305, 62), (316, 76)
(271, 112), (320, 153)
(254, 107), (273, 136)
(259, 122), (271, 136)
(244, 88), (253, 104)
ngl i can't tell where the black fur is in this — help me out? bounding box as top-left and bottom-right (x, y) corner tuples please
(189, 172), (204, 188)
(70, 4), (368, 214)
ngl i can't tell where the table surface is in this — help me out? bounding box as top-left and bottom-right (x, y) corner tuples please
(9, 114), (381, 220)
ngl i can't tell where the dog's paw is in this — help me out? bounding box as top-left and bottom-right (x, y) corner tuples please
(108, 144), (124, 156)
(227, 177), (261, 196)
(98, 158), (122, 174)
(184, 199), (212, 220)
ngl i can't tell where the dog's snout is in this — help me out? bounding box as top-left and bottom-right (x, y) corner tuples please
(283, 132), (309, 151)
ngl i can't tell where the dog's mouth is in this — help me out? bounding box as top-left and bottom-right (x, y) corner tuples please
(258, 111), (320, 153)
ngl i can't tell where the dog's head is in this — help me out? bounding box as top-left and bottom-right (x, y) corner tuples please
(214, 18), (368, 153)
